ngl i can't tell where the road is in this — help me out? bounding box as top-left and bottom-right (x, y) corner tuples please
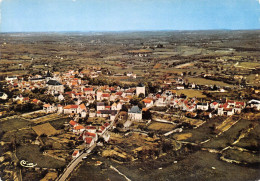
(56, 143), (97, 181)
(56, 117), (116, 181)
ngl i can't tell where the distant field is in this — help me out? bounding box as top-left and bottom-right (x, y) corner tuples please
(187, 77), (232, 87)
(176, 89), (206, 98)
(239, 62), (260, 69)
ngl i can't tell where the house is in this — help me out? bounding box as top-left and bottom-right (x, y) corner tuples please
(227, 100), (235, 107)
(57, 104), (63, 114)
(155, 96), (167, 107)
(97, 126), (106, 135)
(43, 104), (57, 113)
(72, 150), (80, 159)
(218, 105), (234, 116)
(13, 94), (24, 102)
(210, 102), (219, 110)
(101, 93), (110, 101)
(142, 99), (154, 108)
(97, 110), (117, 118)
(0, 92), (8, 100)
(89, 108), (96, 117)
(248, 100), (260, 110)
(128, 106), (142, 121)
(110, 93), (117, 102)
(196, 103), (209, 111)
(176, 85), (184, 90)
(63, 105), (78, 114)
(32, 99), (40, 104)
(82, 131), (98, 141)
(78, 103), (87, 118)
(85, 137), (95, 147)
(5, 76), (17, 82)
(85, 126), (97, 133)
(97, 102), (105, 111)
(73, 125), (85, 134)
(69, 120), (78, 127)
(96, 90), (103, 101)
(83, 87), (95, 95)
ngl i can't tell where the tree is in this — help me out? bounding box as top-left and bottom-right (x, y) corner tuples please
(138, 93), (145, 99)
(129, 96), (141, 105)
(142, 110), (151, 120)
(121, 104), (128, 112)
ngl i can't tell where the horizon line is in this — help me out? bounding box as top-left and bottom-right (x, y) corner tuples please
(1, 28), (260, 34)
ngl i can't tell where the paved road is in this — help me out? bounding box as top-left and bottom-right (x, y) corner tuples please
(56, 143), (97, 181)
(56, 118), (116, 181)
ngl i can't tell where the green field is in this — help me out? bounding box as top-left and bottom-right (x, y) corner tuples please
(176, 89), (207, 98)
(0, 118), (32, 132)
(187, 77), (232, 87)
(239, 62), (260, 69)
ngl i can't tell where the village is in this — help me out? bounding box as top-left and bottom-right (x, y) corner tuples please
(0, 30), (260, 181)
(0, 65), (260, 180)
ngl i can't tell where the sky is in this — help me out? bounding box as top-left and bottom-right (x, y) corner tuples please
(0, 0), (260, 32)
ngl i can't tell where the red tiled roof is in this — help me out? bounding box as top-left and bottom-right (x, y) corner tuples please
(102, 93), (110, 97)
(64, 105), (78, 109)
(84, 132), (96, 137)
(116, 92), (123, 96)
(32, 99), (38, 103)
(86, 126), (96, 130)
(69, 120), (77, 126)
(143, 99), (152, 103)
(83, 88), (93, 91)
(72, 150), (79, 156)
(79, 104), (87, 110)
(235, 102), (245, 106)
(104, 122), (110, 127)
(74, 125), (85, 130)
(100, 126), (106, 131)
(43, 104), (51, 108)
(85, 137), (93, 144)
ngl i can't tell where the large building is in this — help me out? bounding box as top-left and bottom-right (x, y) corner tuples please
(128, 106), (142, 121)
(46, 79), (64, 95)
(136, 83), (145, 97)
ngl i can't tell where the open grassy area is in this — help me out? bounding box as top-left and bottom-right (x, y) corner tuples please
(147, 122), (176, 132)
(239, 62), (260, 69)
(180, 117), (225, 143)
(71, 150), (260, 181)
(0, 118), (32, 132)
(186, 77), (232, 87)
(50, 117), (70, 130)
(16, 144), (66, 168)
(1, 128), (36, 144)
(176, 89), (206, 98)
(203, 119), (253, 150)
(235, 124), (260, 151)
(222, 149), (260, 164)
